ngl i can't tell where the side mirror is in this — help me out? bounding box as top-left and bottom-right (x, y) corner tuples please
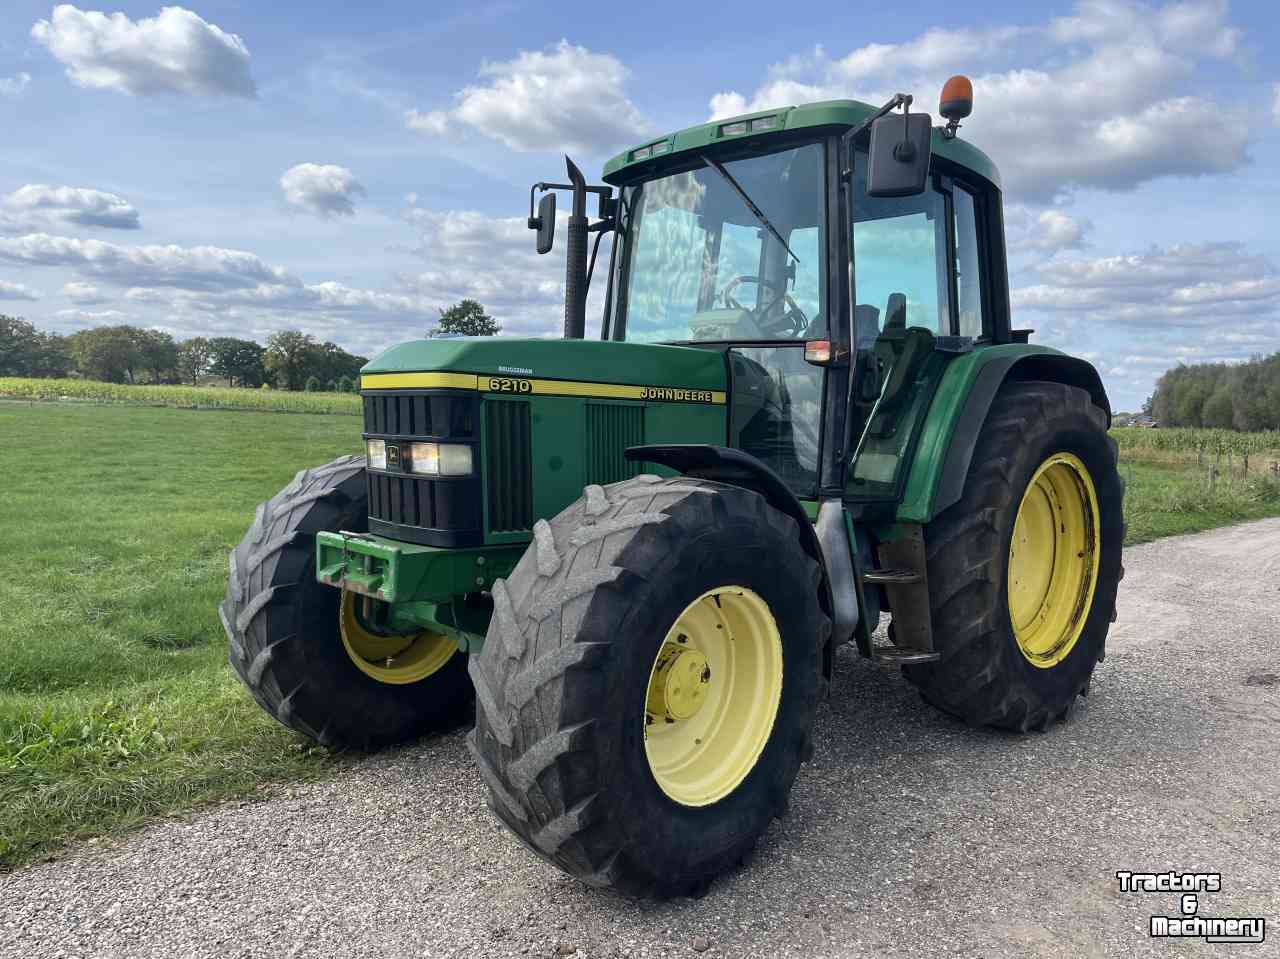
(531, 192), (556, 254)
(866, 111), (932, 197)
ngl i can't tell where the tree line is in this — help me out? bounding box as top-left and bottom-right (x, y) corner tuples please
(0, 316), (368, 392)
(0, 300), (500, 393)
(1148, 352), (1280, 431)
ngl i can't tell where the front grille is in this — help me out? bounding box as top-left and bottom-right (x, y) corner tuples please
(361, 389), (481, 546)
(484, 400), (533, 532)
(585, 403), (644, 485)
(367, 472), (478, 531)
(363, 393), (474, 437)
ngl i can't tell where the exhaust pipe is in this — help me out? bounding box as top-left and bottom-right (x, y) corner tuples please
(563, 156), (588, 339)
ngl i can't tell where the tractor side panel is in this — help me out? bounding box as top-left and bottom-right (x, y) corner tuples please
(482, 393), (726, 546)
(896, 344), (1110, 524)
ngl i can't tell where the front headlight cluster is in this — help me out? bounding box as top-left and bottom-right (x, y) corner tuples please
(366, 439), (473, 476)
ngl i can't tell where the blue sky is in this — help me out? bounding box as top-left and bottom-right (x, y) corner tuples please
(1, 0), (1278, 410)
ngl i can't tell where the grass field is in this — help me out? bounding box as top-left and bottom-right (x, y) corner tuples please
(0, 403), (360, 868)
(2, 401), (1280, 869)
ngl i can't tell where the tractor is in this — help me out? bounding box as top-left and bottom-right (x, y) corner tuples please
(222, 77), (1124, 897)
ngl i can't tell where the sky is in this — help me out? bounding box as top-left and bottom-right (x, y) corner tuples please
(1, 0), (1278, 411)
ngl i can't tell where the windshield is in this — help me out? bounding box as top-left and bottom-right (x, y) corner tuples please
(618, 141), (827, 343)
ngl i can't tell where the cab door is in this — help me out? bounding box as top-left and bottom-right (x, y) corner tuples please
(845, 156), (991, 504)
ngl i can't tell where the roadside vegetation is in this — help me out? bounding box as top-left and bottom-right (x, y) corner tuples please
(1112, 426), (1280, 542)
(3, 403), (1280, 869)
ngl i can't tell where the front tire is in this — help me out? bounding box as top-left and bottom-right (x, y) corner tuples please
(904, 382), (1125, 731)
(220, 455), (473, 749)
(468, 475), (828, 897)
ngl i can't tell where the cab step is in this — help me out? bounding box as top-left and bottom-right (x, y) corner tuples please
(862, 568), (921, 586)
(871, 644), (940, 666)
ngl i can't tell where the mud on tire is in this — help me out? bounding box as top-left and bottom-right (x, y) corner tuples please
(220, 455), (472, 749)
(468, 475), (828, 897)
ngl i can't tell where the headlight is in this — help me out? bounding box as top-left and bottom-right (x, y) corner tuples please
(407, 442), (473, 476)
(366, 439), (386, 470)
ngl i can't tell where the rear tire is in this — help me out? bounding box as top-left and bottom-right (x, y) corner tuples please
(468, 475), (827, 897)
(904, 382), (1125, 731)
(220, 456), (472, 749)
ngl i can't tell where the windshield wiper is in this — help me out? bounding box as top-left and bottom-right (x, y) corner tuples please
(700, 153), (801, 264)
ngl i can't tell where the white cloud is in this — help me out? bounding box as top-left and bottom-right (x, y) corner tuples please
(834, 27), (1025, 81)
(54, 307), (128, 327)
(707, 1), (1252, 201)
(404, 109), (450, 136)
(279, 163), (365, 218)
(0, 72), (31, 97)
(1011, 240), (1280, 408)
(0, 230), (447, 335)
(0, 232), (291, 291)
(62, 280), (108, 304)
(399, 202), (609, 337)
(0, 280), (39, 300)
(407, 40), (651, 154)
(3, 184), (140, 230)
(1006, 206), (1090, 252)
(1013, 242), (1280, 326)
(31, 4), (255, 98)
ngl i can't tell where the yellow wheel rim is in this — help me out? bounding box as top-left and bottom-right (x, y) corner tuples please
(339, 592), (457, 685)
(643, 586), (783, 807)
(1007, 452), (1101, 669)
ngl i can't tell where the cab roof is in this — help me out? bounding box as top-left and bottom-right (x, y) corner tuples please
(602, 98), (1001, 189)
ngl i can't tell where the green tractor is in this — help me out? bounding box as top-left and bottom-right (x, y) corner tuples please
(222, 77), (1124, 897)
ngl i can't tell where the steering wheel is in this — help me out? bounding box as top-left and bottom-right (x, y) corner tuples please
(719, 275), (808, 337)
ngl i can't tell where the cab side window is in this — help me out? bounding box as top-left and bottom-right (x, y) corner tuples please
(952, 185), (986, 339)
(851, 153), (951, 338)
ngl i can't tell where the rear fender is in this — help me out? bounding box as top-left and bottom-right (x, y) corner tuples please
(898, 345), (1111, 523)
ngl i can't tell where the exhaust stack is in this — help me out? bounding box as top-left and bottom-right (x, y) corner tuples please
(563, 156), (588, 339)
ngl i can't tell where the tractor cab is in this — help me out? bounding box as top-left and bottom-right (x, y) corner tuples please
(556, 89), (1013, 512)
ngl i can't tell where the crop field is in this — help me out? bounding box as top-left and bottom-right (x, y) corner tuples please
(0, 376), (361, 415)
(2, 402), (1280, 869)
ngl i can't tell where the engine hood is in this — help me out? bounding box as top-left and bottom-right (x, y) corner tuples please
(361, 337), (728, 395)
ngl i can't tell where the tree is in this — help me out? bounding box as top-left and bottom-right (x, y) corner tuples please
(431, 299), (500, 337)
(68, 325), (143, 383)
(0, 316), (71, 377)
(133, 328), (178, 383)
(311, 340), (368, 386)
(304, 375), (321, 392)
(176, 336), (213, 385)
(208, 337), (266, 387)
(337, 375), (353, 393)
(264, 330), (319, 391)
(1202, 386), (1233, 429)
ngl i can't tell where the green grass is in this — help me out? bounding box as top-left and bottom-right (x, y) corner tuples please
(0, 403), (362, 868)
(0, 376), (361, 415)
(1120, 457), (1280, 544)
(3, 404), (1279, 870)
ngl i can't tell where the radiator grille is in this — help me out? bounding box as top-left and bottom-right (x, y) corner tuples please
(361, 390), (481, 546)
(362, 393), (475, 438)
(485, 400), (533, 532)
(585, 403), (644, 486)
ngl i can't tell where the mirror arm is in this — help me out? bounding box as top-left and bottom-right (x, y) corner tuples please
(841, 93), (913, 176)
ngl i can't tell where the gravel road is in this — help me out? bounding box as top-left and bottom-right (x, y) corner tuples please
(4, 519), (1279, 959)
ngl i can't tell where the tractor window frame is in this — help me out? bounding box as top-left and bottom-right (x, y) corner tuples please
(938, 174), (993, 341)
